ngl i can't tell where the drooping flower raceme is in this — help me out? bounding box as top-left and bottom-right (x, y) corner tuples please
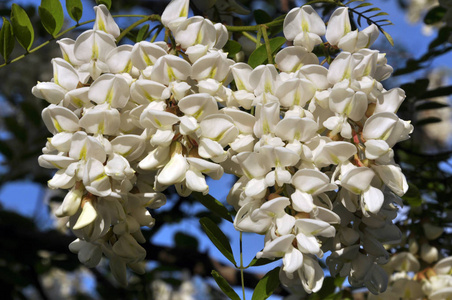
(33, 0), (412, 295)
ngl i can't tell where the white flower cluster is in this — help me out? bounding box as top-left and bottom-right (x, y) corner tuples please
(227, 5), (413, 295)
(366, 223), (451, 299)
(369, 256), (452, 299)
(32, 0), (412, 293)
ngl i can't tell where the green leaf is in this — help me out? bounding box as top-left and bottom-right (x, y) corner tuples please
(10, 4), (34, 51)
(174, 232), (199, 250)
(420, 85), (452, 99)
(354, 2), (373, 9)
(429, 27), (452, 49)
(211, 270), (241, 300)
(96, 0), (112, 10)
(334, 276), (346, 287)
(0, 18), (15, 62)
(313, 277), (336, 300)
(199, 217), (236, 265)
(66, 0), (83, 23)
(248, 36), (286, 68)
(416, 117), (442, 126)
(39, 0), (64, 36)
(223, 40), (242, 58)
(415, 101), (449, 111)
(382, 30), (394, 46)
(371, 12), (389, 17)
(362, 7), (381, 14)
(251, 267), (281, 300)
(345, 0), (364, 4)
(254, 9), (272, 24)
(136, 24), (150, 42)
(248, 257), (280, 267)
(400, 79), (430, 100)
(402, 183), (422, 207)
(192, 192), (233, 222)
(378, 19), (393, 26)
(424, 6), (446, 25)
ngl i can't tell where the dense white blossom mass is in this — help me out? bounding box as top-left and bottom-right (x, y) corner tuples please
(33, 0), (415, 295)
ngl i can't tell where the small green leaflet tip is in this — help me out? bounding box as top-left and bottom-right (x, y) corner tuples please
(382, 30), (394, 46)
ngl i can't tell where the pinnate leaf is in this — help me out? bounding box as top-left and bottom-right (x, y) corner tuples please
(424, 6), (446, 25)
(254, 9), (272, 24)
(0, 18), (14, 62)
(402, 183), (422, 207)
(136, 24), (150, 42)
(223, 40), (242, 58)
(66, 0), (83, 23)
(199, 217), (236, 265)
(415, 101), (449, 111)
(10, 4), (34, 51)
(248, 36), (286, 68)
(251, 267), (281, 300)
(211, 270), (241, 300)
(248, 257), (279, 267)
(193, 192), (232, 222)
(96, 0), (112, 10)
(39, 0), (64, 36)
(382, 30), (394, 46)
(416, 117), (442, 126)
(354, 2), (373, 9)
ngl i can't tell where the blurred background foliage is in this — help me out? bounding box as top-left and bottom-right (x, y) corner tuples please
(0, 0), (451, 299)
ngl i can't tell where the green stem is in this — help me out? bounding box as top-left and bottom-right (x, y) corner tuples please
(112, 14), (151, 18)
(261, 25), (273, 64)
(225, 18), (284, 32)
(224, 0), (341, 33)
(150, 26), (164, 43)
(167, 29), (177, 50)
(256, 27), (262, 48)
(240, 232), (246, 300)
(116, 15), (161, 43)
(305, 0), (344, 6)
(0, 18), (95, 68)
(0, 14), (158, 68)
(242, 31), (257, 44)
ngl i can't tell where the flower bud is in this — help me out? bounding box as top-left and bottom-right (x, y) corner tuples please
(421, 243), (439, 264)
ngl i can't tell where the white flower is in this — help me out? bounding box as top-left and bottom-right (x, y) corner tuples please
(88, 74), (130, 108)
(291, 169), (337, 213)
(42, 105), (80, 134)
(174, 17), (217, 49)
(232, 152), (272, 198)
(339, 167), (384, 214)
(74, 29), (116, 63)
(93, 4), (120, 38)
(284, 5), (325, 52)
(161, 0), (190, 31)
(421, 243), (439, 263)
(151, 55), (192, 85)
(295, 218), (335, 256)
(325, 7), (351, 46)
(234, 196), (293, 234)
(275, 46), (318, 73)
